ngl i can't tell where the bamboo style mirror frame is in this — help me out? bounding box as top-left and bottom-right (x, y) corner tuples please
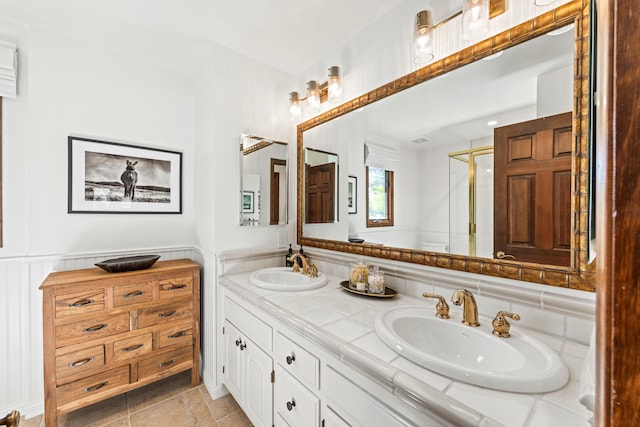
(297, 0), (595, 292)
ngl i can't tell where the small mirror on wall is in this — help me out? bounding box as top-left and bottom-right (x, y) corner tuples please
(240, 134), (288, 226)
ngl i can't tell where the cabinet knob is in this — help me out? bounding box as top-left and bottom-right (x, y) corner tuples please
(286, 354), (296, 365)
(286, 398), (296, 411)
(235, 338), (242, 347)
(239, 343), (246, 350)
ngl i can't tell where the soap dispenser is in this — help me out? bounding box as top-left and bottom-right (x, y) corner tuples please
(285, 244), (294, 267)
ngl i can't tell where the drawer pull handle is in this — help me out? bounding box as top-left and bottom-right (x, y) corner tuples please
(166, 284), (186, 290)
(158, 359), (177, 368)
(286, 398), (296, 411)
(68, 299), (94, 307)
(68, 357), (94, 367)
(83, 324), (107, 333)
(84, 381), (108, 392)
(123, 344), (144, 352)
(286, 354), (296, 365)
(235, 338), (242, 347)
(158, 310), (176, 318)
(168, 331), (186, 339)
(124, 290), (144, 298)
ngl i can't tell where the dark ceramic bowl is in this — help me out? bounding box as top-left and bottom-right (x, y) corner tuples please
(95, 254), (161, 273)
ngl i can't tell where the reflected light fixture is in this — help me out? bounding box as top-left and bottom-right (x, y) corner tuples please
(412, 0), (505, 65)
(288, 66), (343, 121)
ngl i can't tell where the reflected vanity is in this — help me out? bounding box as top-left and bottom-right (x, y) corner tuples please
(240, 134), (288, 227)
(297, 2), (594, 291)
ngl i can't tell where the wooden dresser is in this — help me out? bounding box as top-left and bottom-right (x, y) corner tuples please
(39, 259), (201, 427)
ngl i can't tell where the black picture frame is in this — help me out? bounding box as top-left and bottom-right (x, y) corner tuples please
(68, 136), (182, 213)
(242, 191), (255, 213)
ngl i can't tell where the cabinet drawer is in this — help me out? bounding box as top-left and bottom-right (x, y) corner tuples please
(113, 282), (153, 307)
(113, 333), (153, 362)
(137, 301), (192, 328)
(57, 365), (130, 408)
(56, 345), (105, 384)
(55, 289), (105, 318)
(225, 297), (272, 351)
(275, 365), (319, 427)
(56, 312), (130, 347)
(158, 323), (193, 349)
(138, 346), (193, 380)
(158, 276), (193, 300)
(275, 332), (319, 389)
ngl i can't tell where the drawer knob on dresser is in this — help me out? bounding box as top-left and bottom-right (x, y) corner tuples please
(158, 310), (176, 318)
(124, 290), (145, 298)
(286, 354), (296, 365)
(83, 324), (107, 333)
(158, 359), (177, 368)
(168, 331), (186, 339)
(166, 284), (186, 290)
(123, 344), (144, 352)
(68, 299), (94, 307)
(84, 381), (108, 392)
(286, 398), (296, 411)
(68, 357), (94, 367)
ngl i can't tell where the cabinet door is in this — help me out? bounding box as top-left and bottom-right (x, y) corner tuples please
(223, 321), (243, 401)
(243, 339), (273, 427)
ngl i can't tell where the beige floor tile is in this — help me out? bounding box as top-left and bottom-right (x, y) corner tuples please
(127, 371), (193, 414)
(129, 388), (215, 427)
(199, 389), (241, 421)
(19, 414), (43, 427)
(101, 418), (130, 427)
(57, 394), (129, 427)
(216, 410), (253, 427)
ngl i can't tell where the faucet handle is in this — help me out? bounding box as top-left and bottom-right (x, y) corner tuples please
(422, 293), (450, 319)
(491, 311), (521, 338)
(308, 264), (318, 278)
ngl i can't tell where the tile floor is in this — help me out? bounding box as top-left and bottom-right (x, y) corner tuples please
(19, 372), (252, 427)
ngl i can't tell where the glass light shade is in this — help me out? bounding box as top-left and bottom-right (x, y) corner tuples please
(462, 0), (489, 41)
(289, 91), (302, 121)
(327, 66), (342, 104)
(306, 80), (321, 114)
(413, 10), (434, 65)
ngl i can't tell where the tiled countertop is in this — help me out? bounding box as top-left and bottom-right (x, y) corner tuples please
(220, 271), (592, 427)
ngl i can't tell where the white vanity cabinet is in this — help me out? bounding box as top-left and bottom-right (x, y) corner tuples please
(222, 297), (274, 427)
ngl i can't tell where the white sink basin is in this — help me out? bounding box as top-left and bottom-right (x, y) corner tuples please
(249, 267), (328, 291)
(375, 306), (569, 393)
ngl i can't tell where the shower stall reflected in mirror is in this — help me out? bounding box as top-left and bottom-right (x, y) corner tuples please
(449, 146), (494, 258)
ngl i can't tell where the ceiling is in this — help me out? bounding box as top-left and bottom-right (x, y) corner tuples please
(0, 0), (409, 76)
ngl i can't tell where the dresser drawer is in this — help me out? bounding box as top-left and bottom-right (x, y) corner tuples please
(57, 365), (130, 408)
(137, 346), (193, 380)
(158, 323), (193, 349)
(158, 276), (193, 300)
(137, 301), (192, 328)
(113, 333), (153, 362)
(275, 332), (319, 389)
(113, 282), (154, 307)
(275, 365), (320, 427)
(56, 345), (105, 384)
(55, 289), (105, 318)
(56, 312), (130, 347)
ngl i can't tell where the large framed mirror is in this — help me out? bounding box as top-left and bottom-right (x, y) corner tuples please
(240, 134), (288, 226)
(297, 1), (594, 291)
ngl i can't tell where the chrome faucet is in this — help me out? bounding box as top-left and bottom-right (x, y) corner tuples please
(288, 253), (310, 275)
(451, 289), (480, 327)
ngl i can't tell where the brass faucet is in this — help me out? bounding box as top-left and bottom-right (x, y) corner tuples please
(288, 253), (310, 274)
(422, 293), (450, 319)
(451, 289), (480, 327)
(491, 311), (520, 338)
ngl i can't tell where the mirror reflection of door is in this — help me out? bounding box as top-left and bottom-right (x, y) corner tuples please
(494, 112), (572, 266)
(270, 158), (286, 225)
(305, 162), (336, 223)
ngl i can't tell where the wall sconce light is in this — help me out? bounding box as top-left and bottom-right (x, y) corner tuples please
(289, 66), (343, 121)
(412, 0), (506, 65)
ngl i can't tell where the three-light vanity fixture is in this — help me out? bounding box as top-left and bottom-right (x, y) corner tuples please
(289, 65), (342, 121)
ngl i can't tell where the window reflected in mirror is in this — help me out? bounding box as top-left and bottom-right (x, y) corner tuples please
(366, 166), (394, 227)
